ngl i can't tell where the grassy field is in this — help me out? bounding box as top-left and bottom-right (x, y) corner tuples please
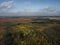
(0, 17), (60, 45)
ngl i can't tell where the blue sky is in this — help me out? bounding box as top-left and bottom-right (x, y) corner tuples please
(12, 0), (60, 12)
(0, 0), (60, 16)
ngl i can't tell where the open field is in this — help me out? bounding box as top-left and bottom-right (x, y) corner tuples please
(0, 16), (60, 45)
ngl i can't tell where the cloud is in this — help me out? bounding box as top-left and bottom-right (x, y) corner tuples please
(0, 0), (15, 12)
(20, 1), (35, 12)
(39, 7), (60, 16)
(0, 6), (60, 16)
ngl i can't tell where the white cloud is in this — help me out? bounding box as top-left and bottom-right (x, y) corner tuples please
(0, 0), (14, 12)
(0, 5), (60, 16)
(39, 7), (60, 16)
(21, 1), (35, 12)
(41, 7), (55, 12)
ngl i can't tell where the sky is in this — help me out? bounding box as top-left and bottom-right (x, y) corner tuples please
(0, 0), (60, 16)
